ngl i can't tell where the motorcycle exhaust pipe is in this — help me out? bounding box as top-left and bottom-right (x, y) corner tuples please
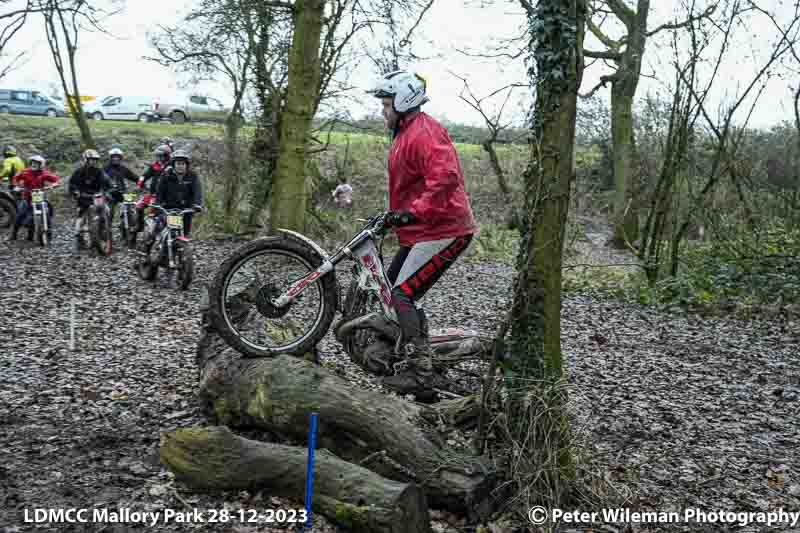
(334, 312), (399, 342)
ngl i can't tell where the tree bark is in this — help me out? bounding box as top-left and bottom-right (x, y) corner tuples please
(482, 138), (510, 196)
(269, 0), (325, 232)
(196, 305), (496, 521)
(502, 0), (586, 505)
(610, 88), (638, 246)
(222, 113), (244, 226)
(160, 425), (431, 533)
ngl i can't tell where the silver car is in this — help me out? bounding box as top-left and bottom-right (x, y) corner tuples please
(152, 95), (229, 123)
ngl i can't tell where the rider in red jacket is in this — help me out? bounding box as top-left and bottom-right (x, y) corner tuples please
(368, 70), (477, 399)
(11, 155), (60, 241)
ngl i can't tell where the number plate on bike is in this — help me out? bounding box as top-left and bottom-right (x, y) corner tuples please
(123, 192), (135, 202)
(31, 191), (43, 203)
(167, 215), (183, 228)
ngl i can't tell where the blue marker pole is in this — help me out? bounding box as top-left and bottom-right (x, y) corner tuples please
(303, 412), (319, 530)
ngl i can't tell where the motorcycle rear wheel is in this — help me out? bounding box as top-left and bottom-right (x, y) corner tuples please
(0, 196), (14, 229)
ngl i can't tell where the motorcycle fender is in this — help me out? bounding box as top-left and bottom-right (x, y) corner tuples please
(275, 228), (330, 260)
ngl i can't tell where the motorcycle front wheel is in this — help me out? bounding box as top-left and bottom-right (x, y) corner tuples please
(34, 215), (48, 247)
(175, 240), (194, 290)
(92, 207), (112, 256)
(136, 241), (158, 281)
(208, 235), (338, 358)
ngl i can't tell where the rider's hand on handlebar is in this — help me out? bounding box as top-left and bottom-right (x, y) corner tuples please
(193, 205), (203, 213)
(137, 177), (145, 189)
(384, 210), (418, 228)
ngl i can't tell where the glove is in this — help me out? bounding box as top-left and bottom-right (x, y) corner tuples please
(137, 177), (145, 189)
(384, 210), (418, 228)
(193, 205), (203, 213)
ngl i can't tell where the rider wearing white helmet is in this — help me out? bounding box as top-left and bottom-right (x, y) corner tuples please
(10, 155), (60, 241)
(366, 69), (477, 401)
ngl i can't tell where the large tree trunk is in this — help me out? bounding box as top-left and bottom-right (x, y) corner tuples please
(161, 426), (431, 533)
(222, 113), (244, 226)
(610, 87), (638, 247)
(502, 0), (585, 509)
(269, 0), (325, 232)
(195, 304), (496, 521)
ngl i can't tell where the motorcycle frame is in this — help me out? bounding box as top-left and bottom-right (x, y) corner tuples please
(31, 188), (49, 236)
(271, 221), (398, 323)
(120, 192), (139, 232)
(153, 208), (192, 269)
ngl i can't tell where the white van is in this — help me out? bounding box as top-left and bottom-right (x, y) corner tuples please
(84, 95), (157, 122)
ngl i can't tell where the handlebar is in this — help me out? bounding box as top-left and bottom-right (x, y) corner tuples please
(360, 212), (389, 233)
(14, 185), (59, 193)
(148, 204), (202, 215)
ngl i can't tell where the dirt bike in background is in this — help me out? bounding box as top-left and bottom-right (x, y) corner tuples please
(29, 186), (56, 247)
(136, 204), (200, 290)
(75, 192), (112, 256)
(118, 190), (139, 248)
(207, 212), (485, 367)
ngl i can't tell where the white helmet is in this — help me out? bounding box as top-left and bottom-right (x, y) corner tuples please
(368, 70), (429, 113)
(108, 147), (124, 158)
(29, 155), (46, 167)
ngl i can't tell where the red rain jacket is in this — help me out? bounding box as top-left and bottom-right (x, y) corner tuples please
(388, 112), (477, 246)
(13, 168), (60, 203)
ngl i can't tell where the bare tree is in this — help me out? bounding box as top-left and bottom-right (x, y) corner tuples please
(580, 0), (717, 247)
(0, 1), (34, 81)
(38, 0), (119, 149)
(148, 0), (259, 224)
(450, 71), (526, 199)
(666, 0), (800, 276)
(264, 0), (439, 231)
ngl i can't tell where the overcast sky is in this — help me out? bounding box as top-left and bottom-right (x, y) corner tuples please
(1, 0), (796, 130)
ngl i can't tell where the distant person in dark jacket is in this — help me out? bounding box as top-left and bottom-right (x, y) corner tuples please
(68, 149), (113, 243)
(148, 149), (202, 241)
(104, 147), (138, 225)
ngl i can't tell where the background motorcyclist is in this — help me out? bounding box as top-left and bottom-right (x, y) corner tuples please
(10, 155), (60, 241)
(149, 149), (202, 242)
(1, 146), (25, 191)
(104, 147), (138, 225)
(134, 144), (171, 233)
(68, 149), (113, 245)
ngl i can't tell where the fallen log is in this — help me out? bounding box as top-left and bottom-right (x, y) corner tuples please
(195, 298), (496, 521)
(160, 426), (430, 533)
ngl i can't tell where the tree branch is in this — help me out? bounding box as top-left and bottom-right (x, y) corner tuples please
(604, 0), (635, 27)
(584, 48), (621, 60)
(586, 15), (622, 51)
(647, 3), (717, 37)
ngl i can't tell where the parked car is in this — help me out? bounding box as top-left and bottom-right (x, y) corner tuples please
(84, 95), (157, 122)
(0, 89), (66, 117)
(152, 95), (230, 124)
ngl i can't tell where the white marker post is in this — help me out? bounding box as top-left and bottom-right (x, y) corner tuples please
(69, 300), (76, 351)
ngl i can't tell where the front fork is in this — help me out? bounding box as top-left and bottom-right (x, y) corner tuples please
(166, 230), (175, 268)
